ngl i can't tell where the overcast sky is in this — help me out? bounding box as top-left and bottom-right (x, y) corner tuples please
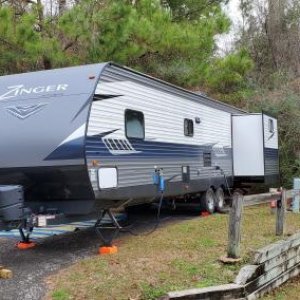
(217, 0), (242, 55)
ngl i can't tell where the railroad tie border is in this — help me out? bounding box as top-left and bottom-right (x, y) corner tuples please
(161, 231), (300, 300)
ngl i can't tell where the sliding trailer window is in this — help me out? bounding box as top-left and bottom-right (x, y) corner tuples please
(125, 109), (145, 139)
(184, 119), (194, 137)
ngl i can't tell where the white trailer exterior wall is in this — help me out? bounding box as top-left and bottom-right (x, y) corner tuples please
(85, 65), (241, 205)
(87, 81), (232, 188)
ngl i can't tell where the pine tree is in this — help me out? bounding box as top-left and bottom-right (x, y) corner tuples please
(0, 0), (252, 91)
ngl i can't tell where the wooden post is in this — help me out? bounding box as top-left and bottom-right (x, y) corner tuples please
(276, 189), (286, 236)
(228, 192), (244, 259)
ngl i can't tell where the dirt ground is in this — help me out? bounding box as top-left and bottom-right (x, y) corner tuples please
(0, 209), (194, 300)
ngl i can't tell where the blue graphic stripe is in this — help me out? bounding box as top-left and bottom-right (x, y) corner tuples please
(86, 136), (212, 157)
(45, 130), (231, 161)
(264, 147), (279, 175)
(264, 148), (278, 158)
(45, 130), (120, 161)
(45, 136), (85, 160)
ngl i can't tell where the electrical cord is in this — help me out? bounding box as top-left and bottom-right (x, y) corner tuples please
(223, 173), (232, 197)
(122, 191), (166, 236)
(216, 166), (232, 196)
(122, 173), (180, 236)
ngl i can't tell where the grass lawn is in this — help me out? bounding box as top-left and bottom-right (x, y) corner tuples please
(46, 205), (300, 300)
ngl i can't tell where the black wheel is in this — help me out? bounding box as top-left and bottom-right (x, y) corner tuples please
(200, 188), (215, 214)
(215, 187), (225, 212)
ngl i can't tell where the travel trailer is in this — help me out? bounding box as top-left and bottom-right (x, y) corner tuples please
(0, 63), (279, 242)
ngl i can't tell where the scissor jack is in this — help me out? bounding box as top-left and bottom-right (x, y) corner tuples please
(94, 209), (123, 247)
(16, 218), (36, 250)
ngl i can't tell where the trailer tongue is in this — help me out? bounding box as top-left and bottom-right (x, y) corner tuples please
(0, 185), (34, 247)
(0, 185), (24, 226)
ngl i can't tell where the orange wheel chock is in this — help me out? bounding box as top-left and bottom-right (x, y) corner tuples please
(201, 211), (210, 217)
(16, 241), (37, 250)
(99, 245), (118, 255)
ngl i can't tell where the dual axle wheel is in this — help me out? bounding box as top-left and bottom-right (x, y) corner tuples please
(200, 187), (225, 214)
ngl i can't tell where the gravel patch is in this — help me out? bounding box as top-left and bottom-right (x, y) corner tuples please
(0, 228), (99, 300)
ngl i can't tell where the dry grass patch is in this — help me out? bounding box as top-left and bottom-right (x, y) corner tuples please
(262, 275), (300, 300)
(46, 206), (300, 300)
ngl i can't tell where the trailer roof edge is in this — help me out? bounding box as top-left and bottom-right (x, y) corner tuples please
(106, 62), (247, 114)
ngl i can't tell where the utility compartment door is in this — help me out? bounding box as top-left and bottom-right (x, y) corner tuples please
(232, 114), (264, 177)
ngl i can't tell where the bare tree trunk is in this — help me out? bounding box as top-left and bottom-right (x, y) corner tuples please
(36, 0), (44, 28)
(287, 21), (300, 76)
(267, 0), (300, 76)
(266, 0), (287, 72)
(58, 0), (67, 16)
(35, 0), (52, 70)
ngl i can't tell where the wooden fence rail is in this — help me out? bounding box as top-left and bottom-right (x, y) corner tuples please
(244, 191), (282, 207)
(227, 189), (291, 259)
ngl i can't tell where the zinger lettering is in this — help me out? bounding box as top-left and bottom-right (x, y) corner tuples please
(0, 84), (69, 100)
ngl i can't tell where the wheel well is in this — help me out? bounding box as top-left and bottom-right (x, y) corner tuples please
(220, 185), (226, 191)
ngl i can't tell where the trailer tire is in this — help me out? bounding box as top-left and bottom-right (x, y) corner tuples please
(215, 187), (225, 212)
(200, 188), (215, 214)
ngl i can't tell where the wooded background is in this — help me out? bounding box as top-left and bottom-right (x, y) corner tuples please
(0, 0), (299, 186)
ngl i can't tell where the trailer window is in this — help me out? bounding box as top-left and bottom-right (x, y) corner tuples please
(125, 110), (145, 139)
(268, 119), (274, 133)
(184, 119), (194, 137)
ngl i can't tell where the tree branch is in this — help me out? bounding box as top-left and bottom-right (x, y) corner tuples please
(0, 36), (25, 54)
(63, 36), (79, 51)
